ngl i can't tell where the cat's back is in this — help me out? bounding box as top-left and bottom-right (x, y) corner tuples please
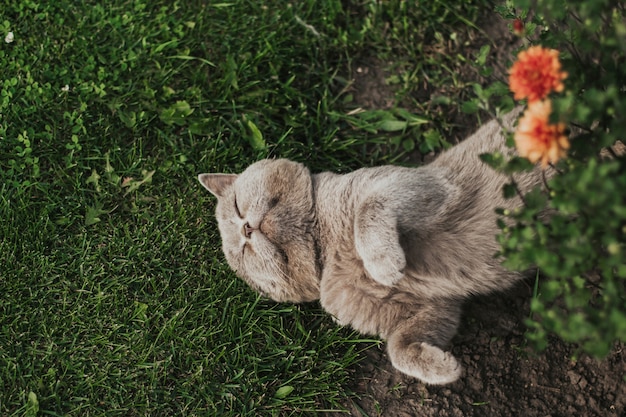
(427, 108), (546, 212)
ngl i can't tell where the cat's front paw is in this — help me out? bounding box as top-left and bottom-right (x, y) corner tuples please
(389, 342), (462, 385)
(362, 252), (406, 287)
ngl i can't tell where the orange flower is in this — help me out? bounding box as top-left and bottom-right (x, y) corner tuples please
(515, 100), (569, 168)
(509, 46), (568, 102)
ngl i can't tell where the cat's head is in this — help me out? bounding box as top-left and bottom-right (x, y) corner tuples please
(198, 159), (321, 303)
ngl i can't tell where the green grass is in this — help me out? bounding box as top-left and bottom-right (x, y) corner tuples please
(1, 0), (489, 415)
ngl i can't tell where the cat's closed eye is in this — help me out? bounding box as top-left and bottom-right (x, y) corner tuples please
(234, 196), (243, 218)
(269, 196), (280, 209)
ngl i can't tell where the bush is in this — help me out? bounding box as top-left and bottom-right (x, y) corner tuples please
(475, 0), (626, 355)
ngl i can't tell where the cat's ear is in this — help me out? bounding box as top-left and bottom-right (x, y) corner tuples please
(197, 173), (237, 198)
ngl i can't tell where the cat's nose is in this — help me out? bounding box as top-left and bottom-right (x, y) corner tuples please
(243, 222), (256, 238)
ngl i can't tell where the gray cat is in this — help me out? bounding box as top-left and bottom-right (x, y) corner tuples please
(198, 108), (549, 385)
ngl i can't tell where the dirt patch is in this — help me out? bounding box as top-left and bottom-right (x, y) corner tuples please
(336, 281), (625, 416)
(331, 7), (626, 417)
(350, 58), (396, 110)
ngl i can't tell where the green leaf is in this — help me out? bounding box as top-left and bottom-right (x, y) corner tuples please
(167, 55), (216, 67)
(246, 120), (267, 151)
(393, 108), (430, 125)
(118, 111), (137, 129)
(420, 129), (445, 153)
(189, 120), (213, 136)
(503, 183), (518, 199)
(159, 100), (194, 126)
(379, 119), (408, 132)
(153, 39), (179, 53)
(484, 81), (509, 97)
(123, 170), (155, 196)
(479, 152), (506, 170)
(475, 45), (490, 66)
(86, 169), (101, 192)
(85, 205), (108, 226)
(274, 385), (294, 399)
(503, 156), (535, 174)
(25, 391), (39, 417)
(462, 100), (480, 114)
(172, 100), (193, 115)
(402, 138), (415, 152)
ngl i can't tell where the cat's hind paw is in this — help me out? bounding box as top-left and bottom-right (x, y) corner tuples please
(389, 342), (462, 385)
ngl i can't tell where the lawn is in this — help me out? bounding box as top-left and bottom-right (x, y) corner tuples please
(0, 0), (488, 415)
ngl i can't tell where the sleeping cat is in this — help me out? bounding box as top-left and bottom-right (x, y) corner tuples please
(198, 108), (551, 385)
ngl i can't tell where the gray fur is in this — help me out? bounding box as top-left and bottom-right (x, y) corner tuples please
(198, 108), (549, 385)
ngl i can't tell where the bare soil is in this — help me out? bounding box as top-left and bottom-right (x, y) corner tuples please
(339, 281), (625, 416)
(332, 9), (626, 417)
